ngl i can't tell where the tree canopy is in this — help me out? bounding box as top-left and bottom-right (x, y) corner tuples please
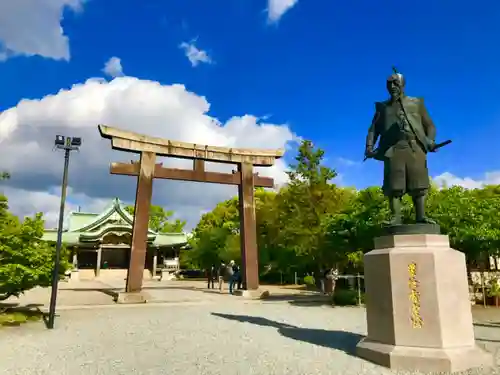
(0, 194), (70, 301)
(125, 205), (186, 233)
(186, 139), (500, 279)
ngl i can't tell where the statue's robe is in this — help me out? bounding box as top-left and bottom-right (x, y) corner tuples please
(365, 96), (437, 196)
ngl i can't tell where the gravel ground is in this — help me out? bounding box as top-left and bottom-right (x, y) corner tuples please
(1, 300), (499, 375)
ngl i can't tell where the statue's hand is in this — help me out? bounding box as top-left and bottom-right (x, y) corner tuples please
(364, 147), (376, 159)
(428, 140), (437, 152)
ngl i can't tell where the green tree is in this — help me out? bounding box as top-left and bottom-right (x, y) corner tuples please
(188, 227), (233, 268)
(0, 195), (70, 301)
(0, 172), (9, 180)
(193, 197), (240, 237)
(324, 187), (395, 270)
(189, 140), (354, 278)
(264, 140), (351, 273)
(125, 205), (186, 233)
(428, 185), (500, 265)
(189, 189), (278, 271)
(324, 183), (500, 271)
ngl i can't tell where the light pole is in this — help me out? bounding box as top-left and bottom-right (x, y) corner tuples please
(47, 135), (82, 329)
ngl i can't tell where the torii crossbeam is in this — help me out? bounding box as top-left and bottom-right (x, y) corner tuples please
(98, 125), (284, 300)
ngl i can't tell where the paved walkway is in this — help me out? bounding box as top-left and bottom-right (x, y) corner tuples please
(1, 297), (500, 375)
(2, 279), (325, 310)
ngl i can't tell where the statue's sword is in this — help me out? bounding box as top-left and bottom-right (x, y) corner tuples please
(431, 139), (452, 151)
(363, 139), (452, 162)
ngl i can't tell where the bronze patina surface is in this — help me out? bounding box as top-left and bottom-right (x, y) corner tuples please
(364, 68), (451, 228)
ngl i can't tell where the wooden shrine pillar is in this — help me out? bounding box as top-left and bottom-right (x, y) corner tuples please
(238, 162), (259, 291)
(127, 151), (156, 293)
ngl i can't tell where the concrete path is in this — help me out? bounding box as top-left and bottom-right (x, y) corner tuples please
(2, 280), (325, 310)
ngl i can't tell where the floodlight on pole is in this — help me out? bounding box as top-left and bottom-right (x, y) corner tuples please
(47, 135), (81, 330)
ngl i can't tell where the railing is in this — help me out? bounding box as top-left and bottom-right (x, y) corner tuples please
(292, 272), (365, 306)
(337, 274), (365, 306)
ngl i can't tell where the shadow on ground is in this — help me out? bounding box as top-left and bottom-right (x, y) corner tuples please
(65, 288), (121, 299)
(0, 302), (45, 311)
(475, 322), (500, 329)
(63, 285), (214, 297)
(0, 303), (48, 327)
(261, 293), (327, 302)
(211, 312), (363, 355)
(473, 322), (500, 343)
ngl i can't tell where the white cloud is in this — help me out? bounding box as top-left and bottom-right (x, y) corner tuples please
(179, 41), (213, 67)
(0, 185), (110, 229)
(267, 0), (298, 23)
(433, 171), (500, 189)
(102, 57), (124, 78)
(0, 76), (298, 229)
(0, 0), (84, 61)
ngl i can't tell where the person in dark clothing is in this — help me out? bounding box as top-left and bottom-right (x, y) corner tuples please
(228, 260), (238, 294)
(207, 264), (216, 289)
(318, 268), (326, 294)
(237, 269), (243, 290)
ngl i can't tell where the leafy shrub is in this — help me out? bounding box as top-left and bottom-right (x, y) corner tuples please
(488, 278), (500, 307)
(303, 275), (315, 287)
(332, 289), (364, 306)
(0, 195), (70, 301)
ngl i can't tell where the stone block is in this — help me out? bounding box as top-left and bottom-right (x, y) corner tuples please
(357, 339), (493, 373)
(233, 289), (270, 299)
(69, 270), (80, 281)
(115, 292), (149, 304)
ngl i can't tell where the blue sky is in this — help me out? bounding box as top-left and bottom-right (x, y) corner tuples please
(1, 0), (499, 224)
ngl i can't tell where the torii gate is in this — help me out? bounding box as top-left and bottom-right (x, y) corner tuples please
(98, 125), (284, 301)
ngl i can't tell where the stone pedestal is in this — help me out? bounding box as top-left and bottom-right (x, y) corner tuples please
(356, 232), (492, 373)
(115, 292), (149, 304)
(69, 270), (80, 281)
(160, 269), (176, 281)
(143, 269), (152, 280)
(233, 289), (270, 299)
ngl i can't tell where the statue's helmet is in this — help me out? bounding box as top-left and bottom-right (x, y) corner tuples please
(387, 72), (405, 87)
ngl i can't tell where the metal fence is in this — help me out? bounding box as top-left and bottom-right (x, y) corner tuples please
(293, 272), (366, 306)
(337, 273), (365, 305)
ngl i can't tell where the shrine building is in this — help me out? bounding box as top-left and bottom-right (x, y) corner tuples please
(42, 198), (189, 280)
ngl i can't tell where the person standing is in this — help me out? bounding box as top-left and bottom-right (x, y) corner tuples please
(207, 264), (216, 289)
(325, 268), (339, 295)
(237, 266), (243, 290)
(319, 268), (326, 294)
(231, 262), (242, 292)
(217, 261), (226, 292)
(227, 260), (237, 294)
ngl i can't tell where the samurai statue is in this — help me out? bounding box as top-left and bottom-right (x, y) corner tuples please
(364, 69), (448, 226)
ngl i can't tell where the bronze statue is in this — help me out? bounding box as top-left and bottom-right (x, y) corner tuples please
(364, 68), (450, 226)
